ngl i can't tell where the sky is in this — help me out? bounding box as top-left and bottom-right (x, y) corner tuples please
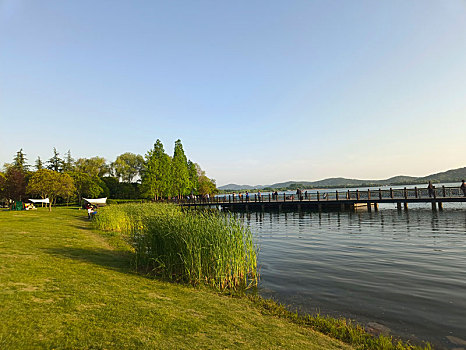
(1, 0), (465, 186)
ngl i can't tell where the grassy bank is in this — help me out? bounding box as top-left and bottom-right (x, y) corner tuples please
(0, 207), (351, 349)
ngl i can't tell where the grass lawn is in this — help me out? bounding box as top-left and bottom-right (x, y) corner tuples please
(0, 207), (351, 349)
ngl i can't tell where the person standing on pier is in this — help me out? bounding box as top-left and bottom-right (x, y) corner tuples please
(427, 181), (435, 197)
(461, 180), (466, 197)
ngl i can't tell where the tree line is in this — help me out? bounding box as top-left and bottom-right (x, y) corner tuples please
(0, 139), (217, 210)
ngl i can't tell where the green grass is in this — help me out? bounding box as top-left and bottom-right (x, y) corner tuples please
(94, 203), (258, 291)
(0, 207), (351, 349)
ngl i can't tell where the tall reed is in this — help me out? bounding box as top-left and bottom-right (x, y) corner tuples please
(94, 203), (258, 291)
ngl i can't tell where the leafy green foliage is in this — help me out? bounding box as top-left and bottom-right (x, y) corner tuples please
(101, 177), (140, 199)
(70, 172), (103, 204)
(187, 160), (199, 194)
(27, 169), (76, 211)
(111, 152), (144, 183)
(75, 157), (109, 177)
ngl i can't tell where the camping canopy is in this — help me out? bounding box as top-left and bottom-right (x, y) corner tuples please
(29, 198), (50, 204)
(83, 198), (107, 205)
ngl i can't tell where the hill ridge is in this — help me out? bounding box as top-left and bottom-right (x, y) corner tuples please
(219, 167), (466, 190)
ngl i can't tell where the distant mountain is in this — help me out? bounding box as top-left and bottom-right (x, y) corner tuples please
(218, 184), (262, 191)
(218, 167), (466, 191)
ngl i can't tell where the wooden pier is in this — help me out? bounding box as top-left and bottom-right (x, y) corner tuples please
(180, 186), (466, 212)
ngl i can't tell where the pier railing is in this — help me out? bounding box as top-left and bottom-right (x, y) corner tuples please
(178, 186), (466, 205)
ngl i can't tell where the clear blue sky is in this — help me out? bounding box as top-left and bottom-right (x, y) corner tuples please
(1, 0), (465, 186)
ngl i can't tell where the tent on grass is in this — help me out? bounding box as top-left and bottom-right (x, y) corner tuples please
(83, 198), (107, 207)
(28, 198), (50, 204)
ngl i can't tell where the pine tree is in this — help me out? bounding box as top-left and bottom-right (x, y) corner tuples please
(142, 139), (171, 200)
(35, 156), (44, 170)
(171, 139), (189, 198)
(13, 149), (29, 172)
(47, 147), (63, 172)
(62, 150), (75, 172)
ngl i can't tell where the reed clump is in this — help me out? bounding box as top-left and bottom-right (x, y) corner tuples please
(94, 203), (258, 291)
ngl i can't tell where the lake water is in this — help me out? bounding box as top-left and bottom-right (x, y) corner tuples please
(235, 202), (466, 349)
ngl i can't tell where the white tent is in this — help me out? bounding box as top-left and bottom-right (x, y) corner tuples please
(29, 198), (50, 204)
(83, 198), (107, 205)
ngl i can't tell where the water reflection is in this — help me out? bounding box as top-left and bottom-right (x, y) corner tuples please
(239, 208), (466, 349)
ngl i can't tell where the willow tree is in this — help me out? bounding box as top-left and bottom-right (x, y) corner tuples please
(171, 139), (189, 198)
(74, 157), (109, 177)
(112, 152), (144, 183)
(142, 139), (171, 200)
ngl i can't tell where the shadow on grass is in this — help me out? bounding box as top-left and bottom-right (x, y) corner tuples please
(44, 246), (134, 274)
(70, 224), (93, 231)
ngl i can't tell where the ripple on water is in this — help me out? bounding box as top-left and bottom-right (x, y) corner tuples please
(242, 209), (466, 349)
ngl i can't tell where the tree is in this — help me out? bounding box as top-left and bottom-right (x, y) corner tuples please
(194, 164), (218, 196)
(0, 172), (6, 200)
(142, 140), (171, 200)
(62, 150), (75, 172)
(187, 160), (199, 195)
(111, 152), (144, 183)
(70, 172), (103, 205)
(4, 166), (27, 202)
(47, 147), (63, 172)
(27, 169), (75, 211)
(171, 139), (190, 198)
(74, 157), (109, 177)
(13, 149), (29, 172)
(35, 156), (44, 171)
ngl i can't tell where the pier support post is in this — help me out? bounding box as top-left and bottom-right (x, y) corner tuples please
(431, 202), (436, 211)
(261, 204), (265, 212)
(367, 203), (372, 212)
(397, 203), (402, 211)
(438, 202), (443, 211)
(317, 204), (322, 212)
(404, 202), (408, 210)
(373, 203), (379, 211)
(340, 203), (345, 211)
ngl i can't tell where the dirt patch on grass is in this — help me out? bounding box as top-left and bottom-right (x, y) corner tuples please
(31, 296), (55, 303)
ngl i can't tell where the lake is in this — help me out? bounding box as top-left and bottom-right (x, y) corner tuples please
(235, 200), (466, 349)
